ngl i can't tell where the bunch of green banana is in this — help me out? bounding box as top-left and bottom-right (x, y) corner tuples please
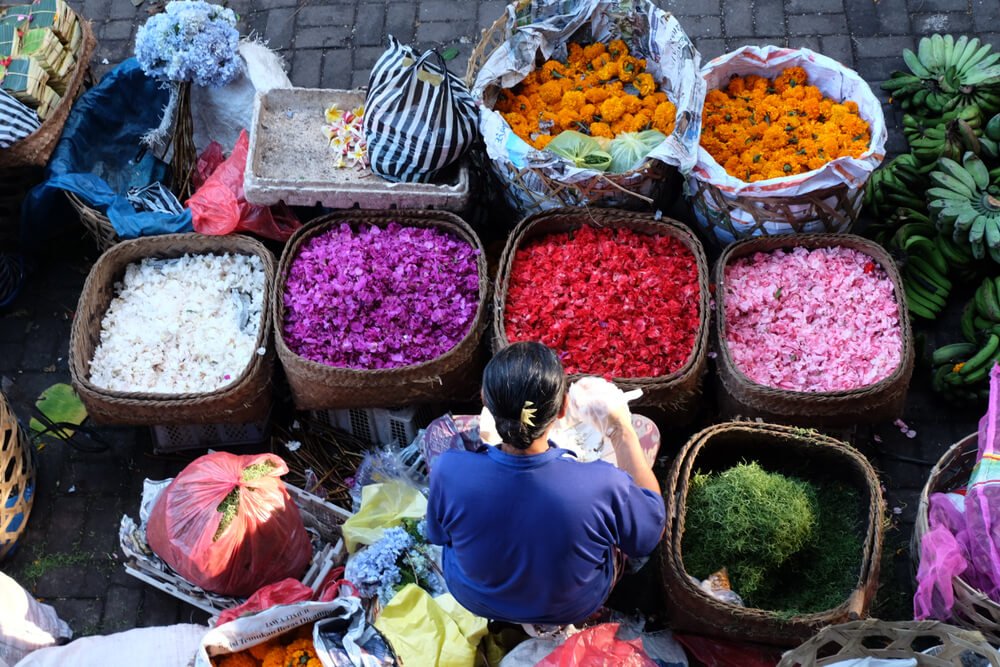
(931, 339), (995, 401)
(892, 223), (953, 319)
(903, 105), (983, 145)
(883, 34), (1000, 118)
(864, 153), (931, 220)
(927, 151), (1000, 263)
(907, 117), (982, 166)
(981, 113), (1000, 162)
(869, 206), (932, 246)
(936, 228), (986, 282)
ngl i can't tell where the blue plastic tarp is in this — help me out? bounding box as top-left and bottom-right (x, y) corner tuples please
(22, 58), (192, 251)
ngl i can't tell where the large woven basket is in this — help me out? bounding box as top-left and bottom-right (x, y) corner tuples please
(0, 20), (97, 169)
(492, 207), (710, 416)
(778, 620), (1000, 666)
(714, 233), (914, 426)
(274, 210), (489, 410)
(69, 233), (275, 425)
(68, 191), (120, 253)
(662, 421), (885, 647)
(912, 432), (1000, 645)
(465, 12), (675, 214)
(1, 392), (35, 561)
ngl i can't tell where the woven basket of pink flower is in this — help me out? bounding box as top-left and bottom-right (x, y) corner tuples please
(274, 209), (489, 410)
(69, 233), (275, 425)
(713, 233), (914, 426)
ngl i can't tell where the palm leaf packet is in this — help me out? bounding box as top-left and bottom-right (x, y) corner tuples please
(34, 85), (59, 120)
(67, 17), (80, 54)
(0, 56), (49, 107)
(48, 49), (73, 93)
(0, 19), (23, 58)
(22, 0), (74, 44)
(20, 27), (66, 78)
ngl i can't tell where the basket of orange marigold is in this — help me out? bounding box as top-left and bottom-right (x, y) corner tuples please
(467, 0), (705, 216)
(688, 45), (887, 244)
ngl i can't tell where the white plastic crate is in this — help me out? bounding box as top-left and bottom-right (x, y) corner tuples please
(310, 406), (434, 446)
(150, 417), (271, 454)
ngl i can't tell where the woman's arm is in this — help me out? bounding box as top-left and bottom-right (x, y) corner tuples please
(606, 410), (661, 495)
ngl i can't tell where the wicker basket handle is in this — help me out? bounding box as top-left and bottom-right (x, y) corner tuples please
(845, 588), (865, 619)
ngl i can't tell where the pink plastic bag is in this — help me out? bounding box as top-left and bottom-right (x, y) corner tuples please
(914, 522), (968, 620)
(965, 364), (1000, 601)
(187, 130), (301, 242)
(146, 452), (313, 597)
(536, 624), (657, 667)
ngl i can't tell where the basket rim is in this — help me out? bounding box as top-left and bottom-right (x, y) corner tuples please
(272, 209), (489, 378)
(664, 420), (884, 624)
(714, 233), (914, 402)
(776, 619), (1000, 667)
(68, 233), (275, 402)
(912, 432), (1000, 617)
(492, 206), (711, 388)
(693, 46), (883, 190)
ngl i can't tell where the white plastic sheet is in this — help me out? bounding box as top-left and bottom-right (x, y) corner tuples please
(689, 45), (887, 242)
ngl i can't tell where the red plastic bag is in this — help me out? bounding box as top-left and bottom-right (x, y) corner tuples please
(537, 624), (657, 667)
(216, 578), (313, 625)
(146, 452), (313, 597)
(187, 130), (301, 242)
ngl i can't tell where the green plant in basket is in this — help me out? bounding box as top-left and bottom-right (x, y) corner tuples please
(683, 462), (818, 600)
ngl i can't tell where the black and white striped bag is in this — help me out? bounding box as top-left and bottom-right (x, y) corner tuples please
(126, 182), (185, 215)
(364, 36), (478, 183)
(0, 89), (40, 149)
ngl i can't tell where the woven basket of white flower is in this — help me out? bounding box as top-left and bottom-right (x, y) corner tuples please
(69, 233), (275, 425)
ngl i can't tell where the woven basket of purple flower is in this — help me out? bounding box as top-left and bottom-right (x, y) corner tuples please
(274, 210), (489, 410)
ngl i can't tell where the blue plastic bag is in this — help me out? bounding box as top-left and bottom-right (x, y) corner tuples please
(22, 58), (192, 250)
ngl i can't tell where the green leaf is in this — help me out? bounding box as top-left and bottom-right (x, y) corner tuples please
(30, 383), (86, 439)
(440, 46), (459, 61)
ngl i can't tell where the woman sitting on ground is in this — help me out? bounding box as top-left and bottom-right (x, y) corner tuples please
(425, 341), (666, 625)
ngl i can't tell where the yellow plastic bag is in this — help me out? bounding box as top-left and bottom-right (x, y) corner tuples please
(375, 584), (488, 667)
(341, 482), (427, 553)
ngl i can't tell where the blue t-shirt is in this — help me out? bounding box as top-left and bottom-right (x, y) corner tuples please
(425, 444), (666, 625)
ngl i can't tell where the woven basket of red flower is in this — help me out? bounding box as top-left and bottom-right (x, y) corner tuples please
(714, 233), (914, 426)
(662, 421), (884, 647)
(493, 207), (709, 416)
(274, 209), (489, 410)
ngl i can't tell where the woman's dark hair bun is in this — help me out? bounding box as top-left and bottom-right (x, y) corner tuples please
(482, 342), (567, 450)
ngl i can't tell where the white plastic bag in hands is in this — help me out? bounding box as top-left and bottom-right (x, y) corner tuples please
(567, 377), (642, 437)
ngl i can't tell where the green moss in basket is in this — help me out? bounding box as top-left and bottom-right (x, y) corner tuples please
(683, 462), (818, 599)
(213, 460), (277, 540)
(683, 462), (863, 614)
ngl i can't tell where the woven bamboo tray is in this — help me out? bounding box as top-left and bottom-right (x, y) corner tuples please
(0, 392), (34, 561)
(714, 233), (914, 426)
(69, 233), (275, 425)
(662, 421), (885, 647)
(120, 484), (351, 616)
(492, 207), (710, 415)
(0, 19), (96, 169)
(778, 620), (1000, 666)
(912, 433), (1000, 645)
(465, 12), (674, 214)
(274, 210), (489, 410)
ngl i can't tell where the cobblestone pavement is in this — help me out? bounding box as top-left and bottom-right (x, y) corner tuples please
(0, 0), (994, 640)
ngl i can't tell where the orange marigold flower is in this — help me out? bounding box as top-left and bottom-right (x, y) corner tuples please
(618, 55), (640, 83)
(652, 102), (676, 133)
(585, 86), (610, 104)
(567, 42), (585, 66)
(557, 108), (579, 129)
(597, 62), (619, 82)
(608, 39), (629, 58)
(538, 80), (563, 105)
(635, 72), (656, 97)
(582, 42), (606, 61)
(535, 134), (554, 150)
(580, 103), (597, 119)
(561, 90), (585, 111)
(590, 121), (613, 138)
(599, 97), (626, 122)
(541, 60), (566, 82)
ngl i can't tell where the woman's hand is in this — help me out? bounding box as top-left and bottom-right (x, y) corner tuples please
(606, 409), (660, 496)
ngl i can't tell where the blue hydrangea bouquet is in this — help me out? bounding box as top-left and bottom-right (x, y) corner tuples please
(133, 0), (242, 196)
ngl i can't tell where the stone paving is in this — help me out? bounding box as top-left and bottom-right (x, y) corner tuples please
(0, 0), (995, 642)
